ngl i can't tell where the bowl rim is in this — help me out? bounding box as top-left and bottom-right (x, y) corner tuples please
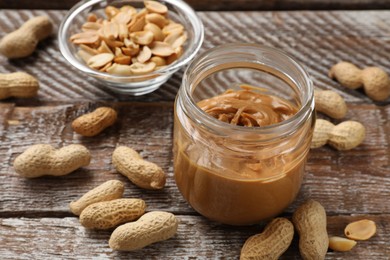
(58, 0), (204, 80)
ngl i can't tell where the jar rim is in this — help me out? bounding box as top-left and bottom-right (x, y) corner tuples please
(179, 43), (315, 140)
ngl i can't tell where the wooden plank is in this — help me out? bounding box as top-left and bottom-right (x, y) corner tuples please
(0, 102), (193, 217)
(0, 10), (390, 104)
(0, 103), (389, 217)
(0, 9), (389, 259)
(0, 215), (389, 259)
(0, 7), (390, 259)
(0, 0), (390, 11)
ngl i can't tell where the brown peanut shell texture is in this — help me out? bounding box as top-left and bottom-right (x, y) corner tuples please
(112, 146), (166, 189)
(72, 107), (117, 137)
(311, 119), (365, 150)
(240, 218), (294, 260)
(109, 211), (178, 251)
(329, 61), (390, 101)
(314, 90), (347, 119)
(0, 72), (39, 99)
(69, 179), (125, 216)
(361, 67), (390, 101)
(79, 198), (146, 229)
(13, 144), (91, 178)
(311, 119), (335, 149)
(292, 200), (329, 260)
(329, 62), (362, 89)
(0, 16), (53, 58)
(328, 121), (365, 150)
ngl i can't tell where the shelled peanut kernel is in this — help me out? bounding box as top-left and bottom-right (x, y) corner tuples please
(70, 1), (187, 75)
(345, 219), (377, 240)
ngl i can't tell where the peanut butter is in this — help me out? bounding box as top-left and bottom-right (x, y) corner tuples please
(197, 86), (298, 127)
(174, 87), (313, 225)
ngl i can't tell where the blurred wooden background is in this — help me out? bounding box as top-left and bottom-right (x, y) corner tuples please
(0, 0), (390, 10)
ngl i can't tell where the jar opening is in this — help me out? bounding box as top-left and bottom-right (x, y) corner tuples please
(179, 44), (314, 141)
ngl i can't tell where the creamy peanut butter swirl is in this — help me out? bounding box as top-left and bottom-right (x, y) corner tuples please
(197, 87), (298, 127)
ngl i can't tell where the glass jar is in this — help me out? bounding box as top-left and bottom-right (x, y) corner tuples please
(173, 43), (315, 225)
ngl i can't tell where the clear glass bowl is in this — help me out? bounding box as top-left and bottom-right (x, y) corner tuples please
(58, 0), (204, 95)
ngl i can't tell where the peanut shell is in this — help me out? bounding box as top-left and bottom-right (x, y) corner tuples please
(328, 121), (365, 150)
(112, 146), (166, 189)
(311, 119), (335, 149)
(0, 16), (53, 58)
(109, 211), (178, 251)
(0, 72), (39, 100)
(361, 67), (390, 101)
(13, 144), (91, 178)
(314, 90), (348, 119)
(69, 180), (125, 216)
(80, 198), (146, 229)
(72, 107), (117, 137)
(240, 218), (294, 259)
(292, 200), (328, 260)
(329, 61), (362, 89)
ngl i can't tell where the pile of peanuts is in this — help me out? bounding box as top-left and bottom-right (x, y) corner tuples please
(70, 0), (187, 75)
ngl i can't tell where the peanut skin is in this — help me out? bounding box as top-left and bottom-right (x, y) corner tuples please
(72, 107), (117, 137)
(311, 119), (335, 149)
(240, 218), (294, 260)
(0, 16), (53, 58)
(109, 211), (178, 251)
(314, 90), (347, 119)
(311, 119), (365, 150)
(13, 144), (91, 178)
(0, 72), (39, 100)
(292, 200), (329, 260)
(328, 121), (366, 150)
(69, 180), (124, 216)
(361, 67), (390, 101)
(329, 61), (390, 101)
(329, 62), (362, 89)
(79, 198), (146, 229)
(112, 146), (166, 189)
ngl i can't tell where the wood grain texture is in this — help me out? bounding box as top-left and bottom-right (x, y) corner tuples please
(1, 215), (389, 259)
(0, 0), (390, 10)
(0, 10), (390, 103)
(0, 103), (389, 217)
(0, 9), (390, 259)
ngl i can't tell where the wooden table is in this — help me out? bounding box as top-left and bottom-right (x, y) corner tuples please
(1, 1), (389, 259)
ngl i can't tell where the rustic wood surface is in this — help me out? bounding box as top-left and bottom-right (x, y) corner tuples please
(1, 0), (390, 10)
(1, 215), (389, 259)
(0, 8), (389, 259)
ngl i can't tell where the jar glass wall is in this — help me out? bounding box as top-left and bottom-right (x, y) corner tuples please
(173, 44), (315, 225)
